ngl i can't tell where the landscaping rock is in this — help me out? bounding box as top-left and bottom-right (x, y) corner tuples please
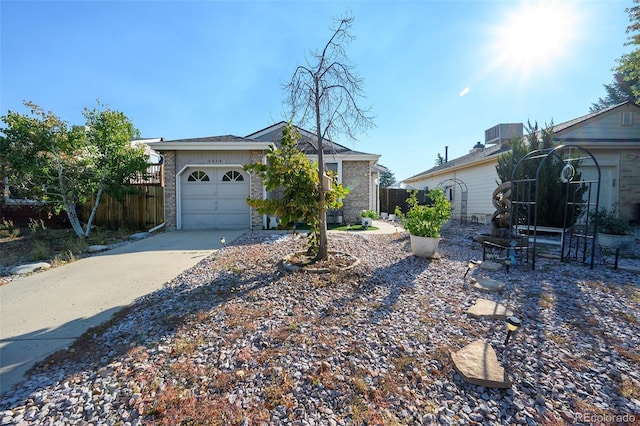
(87, 245), (109, 253)
(1, 224), (639, 424)
(130, 232), (149, 240)
(9, 262), (51, 275)
(466, 298), (513, 319)
(451, 340), (511, 388)
(472, 277), (506, 292)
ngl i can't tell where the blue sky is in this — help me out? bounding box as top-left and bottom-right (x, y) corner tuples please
(0, 0), (633, 180)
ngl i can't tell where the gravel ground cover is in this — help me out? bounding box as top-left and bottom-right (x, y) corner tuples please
(1, 223), (639, 425)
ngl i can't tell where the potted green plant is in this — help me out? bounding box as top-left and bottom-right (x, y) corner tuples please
(591, 206), (634, 250)
(361, 209), (378, 227)
(395, 188), (452, 258)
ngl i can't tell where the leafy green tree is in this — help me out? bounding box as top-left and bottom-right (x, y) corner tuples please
(496, 120), (585, 228)
(244, 122), (349, 256)
(0, 101), (148, 237)
(435, 153), (445, 166)
(379, 169), (396, 188)
(285, 13), (374, 260)
(81, 104), (148, 232)
(615, 0), (640, 100)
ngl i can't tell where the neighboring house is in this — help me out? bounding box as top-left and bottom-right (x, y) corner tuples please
(147, 122), (381, 230)
(402, 102), (640, 223)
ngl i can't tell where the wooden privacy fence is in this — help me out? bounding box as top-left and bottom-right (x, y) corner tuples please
(80, 185), (164, 230)
(379, 188), (426, 215)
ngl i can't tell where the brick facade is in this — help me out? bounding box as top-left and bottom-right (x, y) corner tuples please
(619, 149), (640, 221)
(342, 160), (371, 223)
(163, 151), (177, 230)
(161, 150), (376, 230)
(248, 150), (265, 229)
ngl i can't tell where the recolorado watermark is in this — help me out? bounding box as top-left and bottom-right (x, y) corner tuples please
(575, 412), (637, 424)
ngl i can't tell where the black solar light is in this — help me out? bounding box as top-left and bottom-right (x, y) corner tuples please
(504, 316), (521, 346)
(464, 260), (478, 278)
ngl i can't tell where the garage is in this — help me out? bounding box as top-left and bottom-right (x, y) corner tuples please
(180, 166), (250, 230)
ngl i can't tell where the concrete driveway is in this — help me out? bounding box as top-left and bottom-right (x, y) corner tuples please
(0, 229), (246, 396)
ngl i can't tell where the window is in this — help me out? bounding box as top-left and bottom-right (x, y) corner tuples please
(622, 111), (633, 126)
(222, 170), (244, 182)
(325, 162), (339, 180)
(187, 170), (209, 182)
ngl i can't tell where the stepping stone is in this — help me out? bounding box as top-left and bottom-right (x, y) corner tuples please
(471, 277), (506, 292)
(451, 340), (511, 389)
(479, 260), (503, 271)
(466, 298), (513, 319)
(10, 262), (51, 275)
(618, 265), (640, 274)
(87, 245), (109, 253)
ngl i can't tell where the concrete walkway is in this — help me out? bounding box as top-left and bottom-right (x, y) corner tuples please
(0, 229), (246, 396)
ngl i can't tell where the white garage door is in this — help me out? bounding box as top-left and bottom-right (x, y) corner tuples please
(180, 167), (250, 229)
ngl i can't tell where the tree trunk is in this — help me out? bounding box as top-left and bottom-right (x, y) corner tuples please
(315, 77), (328, 260)
(54, 154), (85, 238)
(84, 183), (105, 237)
(64, 201), (85, 237)
(84, 171), (108, 237)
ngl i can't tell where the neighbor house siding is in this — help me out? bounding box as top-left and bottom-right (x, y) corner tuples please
(342, 161), (371, 223)
(559, 108), (640, 140)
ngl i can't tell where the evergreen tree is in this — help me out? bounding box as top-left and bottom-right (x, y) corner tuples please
(496, 121), (585, 228)
(590, 71), (638, 112)
(244, 122), (348, 255)
(379, 169), (396, 188)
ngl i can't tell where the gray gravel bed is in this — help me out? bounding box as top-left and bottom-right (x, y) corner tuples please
(1, 223), (639, 425)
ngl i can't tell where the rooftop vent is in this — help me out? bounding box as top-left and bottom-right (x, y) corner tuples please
(470, 141), (485, 153)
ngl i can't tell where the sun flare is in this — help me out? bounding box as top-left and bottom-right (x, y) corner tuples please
(489, 1), (579, 82)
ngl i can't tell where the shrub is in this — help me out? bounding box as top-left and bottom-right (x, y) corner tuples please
(591, 206), (632, 235)
(360, 209), (378, 219)
(0, 219), (20, 238)
(395, 189), (452, 238)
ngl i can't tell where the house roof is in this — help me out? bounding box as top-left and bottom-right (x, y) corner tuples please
(145, 123), (380, 161)
(405, 101), (640, 182)
(145, 135), (272, 151)
(405, 143), (509, 181)
(247, 121), (380, 160)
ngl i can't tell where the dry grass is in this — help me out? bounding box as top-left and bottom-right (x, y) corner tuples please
(0, 224), (136, 282)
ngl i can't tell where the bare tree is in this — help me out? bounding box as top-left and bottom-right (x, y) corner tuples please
(285, 13), (374, 260)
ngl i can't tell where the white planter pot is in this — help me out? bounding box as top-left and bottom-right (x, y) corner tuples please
(361, 218), (373, 227)
(389, 214), (397, 222)
(267, 215), (279, 229)
(597, 232), (634, 251)
(380, 212), (389, 220)
(410, 234), (441, 258)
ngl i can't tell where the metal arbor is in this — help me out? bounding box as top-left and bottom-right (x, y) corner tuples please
(509, 145), (601, 270)
(437, 178), (468, 224)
